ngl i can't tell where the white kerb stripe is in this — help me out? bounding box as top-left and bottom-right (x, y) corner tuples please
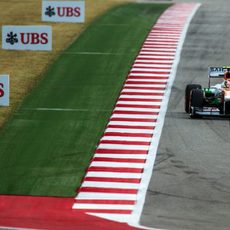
(126, 79), (168, 83)
(97, 144), (149, 151)
(132, 63), (172, 68)
(111, 114), (158, 119)
(121, 89), (165, 93)
(124, 84), (166, 89)
(134, 60), (173, 64)
(113, 107), (160, 112)
(73, 204), (134, 210)
(108, 121), (156, 126)
(94, 154), (148, 159)
(101, 136), (152, 142)
(116, 101), (162, 106)
(128, 73), (169, 78)
(81, 181), (140, 189)
(139, 50), (176, 56)
(105, 128), (154, 134)
(76, 192), (137, 200)
(119, 95), (163, 99)
(90, 161), (145, 168)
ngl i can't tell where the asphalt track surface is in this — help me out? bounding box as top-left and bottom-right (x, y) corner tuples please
(141, 1), (230, 230)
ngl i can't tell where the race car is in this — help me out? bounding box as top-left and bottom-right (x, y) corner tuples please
(185, 66), (230, 118)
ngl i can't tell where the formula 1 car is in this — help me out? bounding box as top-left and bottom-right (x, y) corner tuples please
(185, 66), (230, 118)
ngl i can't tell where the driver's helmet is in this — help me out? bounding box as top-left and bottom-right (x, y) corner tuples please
(224, 66), (230, 84)
(224, 67), (230, 87)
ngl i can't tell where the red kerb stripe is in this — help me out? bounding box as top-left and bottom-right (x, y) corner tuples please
(92, 157), (146, 163)
(84, 177), (141, 183)
(99, 140), (150, 146)
(96, 149), (148, 154)
(74, 209), (132, 214)
(74, 200), (136, 205)
(104, 132), (153, 138)
(110, 117), (157, 122)
(116, 104), (161, 109)
(78, 187), (138, 194)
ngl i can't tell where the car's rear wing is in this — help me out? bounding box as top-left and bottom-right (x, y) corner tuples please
(208, 67), (225, 78)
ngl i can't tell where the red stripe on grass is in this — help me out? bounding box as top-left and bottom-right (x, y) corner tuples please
(99, 140), (150, 146)
(84, 177), (141, 183)
(96, 149), (148, 154)
(79, 187), (138, 194)
(93, 157), (146, 163)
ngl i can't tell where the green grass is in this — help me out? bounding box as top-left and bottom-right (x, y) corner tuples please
(0, 3), (170, 197)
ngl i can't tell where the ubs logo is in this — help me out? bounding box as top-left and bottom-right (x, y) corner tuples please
(5, 32), (49, 45)
(2, 26), (52, 51)
(42, 1), (85, 23)
(45, 5), (81, 17)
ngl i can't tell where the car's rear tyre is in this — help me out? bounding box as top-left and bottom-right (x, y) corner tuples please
(185, 84), (202, 113)
(225, 101), (230, 114)
(190, 89), (204, 118)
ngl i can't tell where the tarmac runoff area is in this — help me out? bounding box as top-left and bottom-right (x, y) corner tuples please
(141, 1), (230, 230)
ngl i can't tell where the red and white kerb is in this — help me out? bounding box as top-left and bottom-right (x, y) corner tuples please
(73, 3), (201, 226)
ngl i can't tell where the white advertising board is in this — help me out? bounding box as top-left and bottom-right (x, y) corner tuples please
(2, 26), (52, 51)
(0, 75), (10, 107)
(42, 1), (85, 23)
